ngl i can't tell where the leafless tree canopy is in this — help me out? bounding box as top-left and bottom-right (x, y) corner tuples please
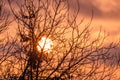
(0, 0), (119, 80)
(0, 0), (10, 34)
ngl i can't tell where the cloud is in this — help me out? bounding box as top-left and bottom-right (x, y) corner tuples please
(68, 0), (120, 44)
(69, 0), (120, 19)
(5, 0), (120, 20)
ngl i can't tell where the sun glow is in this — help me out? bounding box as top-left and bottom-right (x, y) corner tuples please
(37, 37), (53, 53)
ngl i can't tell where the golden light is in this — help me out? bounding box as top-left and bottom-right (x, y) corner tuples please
(37, 37), (53, 53)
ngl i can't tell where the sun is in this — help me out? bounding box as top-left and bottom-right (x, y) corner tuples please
(37, 37), (53, 53)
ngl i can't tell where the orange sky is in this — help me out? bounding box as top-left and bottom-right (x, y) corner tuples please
(69, 0), (120, 42)
(1, 0), (120, 78)
(5, 0), (120, 43)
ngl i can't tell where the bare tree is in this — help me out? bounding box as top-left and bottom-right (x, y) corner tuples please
(5, 0), (119, 80)
(0, 0), (10, 34)
(0, 0), (10, 64)
(0, 0), (15, 79)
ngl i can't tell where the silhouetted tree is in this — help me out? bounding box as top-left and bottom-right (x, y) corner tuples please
(0, 0), (9, 34)
(0, 0), (14, 79)
(3, 0), (119, 80)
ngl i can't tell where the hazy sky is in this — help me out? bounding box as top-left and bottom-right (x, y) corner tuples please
(72, 0), (120, 19)
(72, 0), (120, 42)
(6, 0), (120, 42)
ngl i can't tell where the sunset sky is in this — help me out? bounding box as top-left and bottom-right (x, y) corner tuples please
(76, 0), (120, 42)
(1, 0), (120, 79)
(6, 0), (120, 43)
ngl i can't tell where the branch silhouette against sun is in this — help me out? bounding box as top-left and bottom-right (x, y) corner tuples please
(0, 0), (118, 80)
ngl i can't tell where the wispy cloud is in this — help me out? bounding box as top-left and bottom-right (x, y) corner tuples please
(70, 0), (120, 41)
(70, 0), (120, 19)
